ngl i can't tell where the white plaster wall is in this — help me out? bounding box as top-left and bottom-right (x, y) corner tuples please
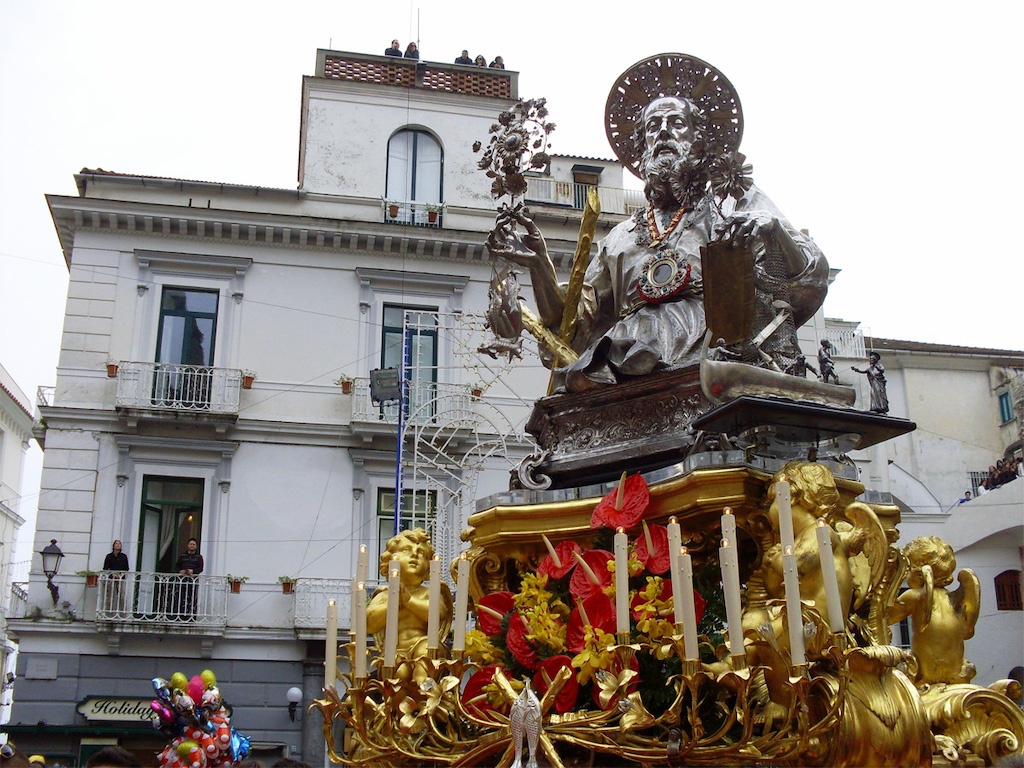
(301, 80), (508, 209)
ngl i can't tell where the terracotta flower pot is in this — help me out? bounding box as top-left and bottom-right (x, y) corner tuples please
(388, 204), (400, 218)
(242, 375), (255, 390)
(229, 580), (243, 594)
(341, 380), (353, 395)
(106, 363), (119, 378)
(428, 210), (438, 223)
(85, 574), (99, 588)
(281, 582), (294, 595)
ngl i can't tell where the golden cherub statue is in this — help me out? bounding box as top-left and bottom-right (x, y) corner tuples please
(366, 529), (453, 683)
(887, 535), (979, 685)
(744, 461), (887, 659)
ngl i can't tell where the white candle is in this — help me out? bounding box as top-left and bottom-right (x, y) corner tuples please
(782, 546), (806, 667)
(353, 583), (367, 679)
(452, 553), (469, 652)
(719, 538), (744, 659)
(679, 547), (699, 660)
(384, 556), (401, 667)
(815, 519), (845, 633)
(776, 481), (795, 550)
(614, 528), (629, 635)
(427, 555), (441, 650)
(326, 599), (338, 688)
(721, 507), (736, 546)
(356, 544), (369, 586)
(667, 518), (684, 624)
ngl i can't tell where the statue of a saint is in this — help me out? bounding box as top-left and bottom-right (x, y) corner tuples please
(852, 351), (889, 413)
(366, 529), (453, 683)
(487, 55), (830, 394)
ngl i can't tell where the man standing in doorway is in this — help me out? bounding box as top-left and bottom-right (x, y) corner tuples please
(174, 537), (204, 621)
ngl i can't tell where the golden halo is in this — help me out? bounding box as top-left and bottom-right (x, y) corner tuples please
(605, 53), (743, 179)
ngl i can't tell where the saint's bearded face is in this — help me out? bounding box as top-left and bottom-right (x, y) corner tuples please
(636, 97), (707, 210)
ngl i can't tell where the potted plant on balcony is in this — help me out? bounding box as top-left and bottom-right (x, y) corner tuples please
(425, 203), (443, 223)
(335, 374), (354, 395)
(241, 370), (257, 390)
(388, 202), (400, 218)
(77, 570), (99, 588)
(225, 575), (248, 594)
(470, 382), (484, 400)
(105, 359), (119, 378)
(278, 576), (298, 594)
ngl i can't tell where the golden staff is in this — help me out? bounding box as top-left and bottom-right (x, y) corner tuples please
(542, 186), (600, 394)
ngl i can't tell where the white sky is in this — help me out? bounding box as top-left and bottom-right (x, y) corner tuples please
(1, 1), (1021, 561)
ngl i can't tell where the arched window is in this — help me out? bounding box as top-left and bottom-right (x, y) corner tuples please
(386, 129), (443, 225)
(995, 570), (1023, 611)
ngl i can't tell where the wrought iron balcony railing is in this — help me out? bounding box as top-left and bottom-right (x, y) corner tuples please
(383, 200), (443, 228)
(95, 571), (228, 630)
(350, 379), (481, 425)
(294, 578), (356, 630)
(114, 361), (242, 415)
(524, 178), (646, 216)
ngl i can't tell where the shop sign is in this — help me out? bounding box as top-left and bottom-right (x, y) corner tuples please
(76, 697), (158, 722)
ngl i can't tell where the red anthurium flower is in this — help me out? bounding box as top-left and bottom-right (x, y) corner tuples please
(634, 523), (671, 574)
(462, 665), (504, 718)
(506, 611), (540, 670)
(590, 474), (650, 530)
(567, 592), (615, 653)
(537, 540), (581, 580)
(476, 591), (515, 636)
(630, 576), (672, 622)
(569, 549), (613, 600)
(533, 655), (579, 714)
(694, 588), (707, 626)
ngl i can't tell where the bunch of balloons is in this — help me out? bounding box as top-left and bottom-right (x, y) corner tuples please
(150, 669), (250, 768)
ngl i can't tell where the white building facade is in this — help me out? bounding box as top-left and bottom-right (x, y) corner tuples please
(6, 50), (643, 762)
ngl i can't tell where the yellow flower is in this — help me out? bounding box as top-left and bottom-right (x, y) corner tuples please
(522, 602), (567, 652)
(571, 626), (616, 684)
(465, 629), (504, 665)
(514, 572), (553, 611)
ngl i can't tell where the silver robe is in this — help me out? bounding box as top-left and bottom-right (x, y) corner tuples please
(555, 184), (829, 393)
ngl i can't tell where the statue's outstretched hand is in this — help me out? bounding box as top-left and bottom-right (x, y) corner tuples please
(718, 212), (780, 249)
(486, 205), (549, 269)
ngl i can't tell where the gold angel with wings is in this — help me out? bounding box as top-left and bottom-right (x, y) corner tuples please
(887, 535), (980, 685)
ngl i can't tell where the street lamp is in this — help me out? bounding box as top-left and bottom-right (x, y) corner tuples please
(286, 686), (303, 721)
(38, 539), (64, 605)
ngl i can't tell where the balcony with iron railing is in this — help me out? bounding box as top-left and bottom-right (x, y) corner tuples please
(382, 200), (444, 228)
(94, 572), (228, 631)
(824, 326), (866, 359)
(113, 361), (242, 426)
(350, 378), (482, 425)
(524, 178), (646, 217)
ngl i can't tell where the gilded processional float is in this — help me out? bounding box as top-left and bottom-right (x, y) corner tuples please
(314, 54), (1024, 767)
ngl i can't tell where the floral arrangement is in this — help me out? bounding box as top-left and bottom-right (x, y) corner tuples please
(461, 474), (722, 717)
